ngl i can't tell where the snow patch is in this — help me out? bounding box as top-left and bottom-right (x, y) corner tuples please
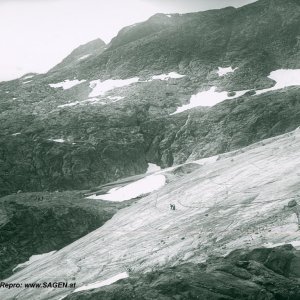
(217, 67), (238, 77)
(152, 72), (185, 81)
(58, 101), (81, 108)
(193, 155), (219, 165)
(78, 54), (91, 61)
(171, 87), (248, 114)
(11, 132), (21, 136)
(23, 80), (32, 84)
(74, 272), (128, 293)
(89, 78), (139, 97)
(166, 14), (172, 18)
(146, 163), (161, 174)
(49, 79), (86, 90)
(107, 96), (125, 102)
(58, 98), (105, 108)
(257, 69), (300, 95)
(13, 251), (56, 273)
(87, 174), (166, 202)
(48, 139), (65, 143)
(23, 75), (34, 80)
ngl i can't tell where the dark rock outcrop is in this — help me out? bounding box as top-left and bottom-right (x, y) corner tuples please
(65, 245), (300, 300)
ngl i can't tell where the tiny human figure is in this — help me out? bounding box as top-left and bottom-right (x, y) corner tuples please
(170, 204), (176, 211)
(285, 200), (300, 230)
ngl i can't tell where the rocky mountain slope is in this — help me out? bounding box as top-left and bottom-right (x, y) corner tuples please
(2, 126), (300, 299)
(1, 1), (300, 298)
(0, 0), (300, 196)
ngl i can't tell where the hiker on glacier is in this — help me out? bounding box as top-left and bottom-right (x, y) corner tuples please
(285, 200), (300, 230)
(170, 204), (176, 210)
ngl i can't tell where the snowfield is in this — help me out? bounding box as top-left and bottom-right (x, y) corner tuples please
(3, 128), (300, 300)
(172, 69), (300, 114)
(49, 79), (86, 90)
(171, 87), (248, 114)
(73, 272), (129, 293)
(146, 163), (161, 174)
(257, 69), (300, 95)
(89, 77), (139, 97)
(87, 174), (166, 202)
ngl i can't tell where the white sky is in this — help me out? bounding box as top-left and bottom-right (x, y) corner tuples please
(0, 0), (257, 81)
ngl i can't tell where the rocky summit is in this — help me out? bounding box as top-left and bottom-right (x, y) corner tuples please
(1, 0), (300, 299)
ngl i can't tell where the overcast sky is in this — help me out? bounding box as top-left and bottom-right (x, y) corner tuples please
(0, 0), (257, 81)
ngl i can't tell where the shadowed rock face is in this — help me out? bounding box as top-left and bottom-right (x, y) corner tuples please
(0, 192), (133, 280)
(65, 245), (300, 300)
